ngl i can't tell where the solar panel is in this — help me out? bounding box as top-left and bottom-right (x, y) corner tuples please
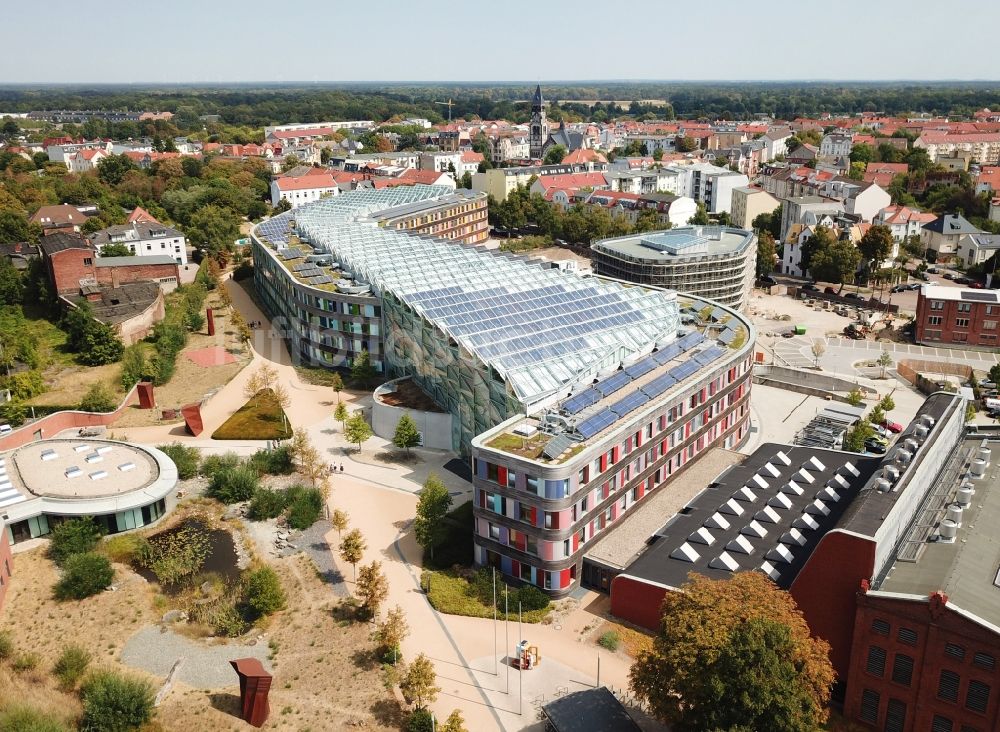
(961, 291), (999, 303)
(595, 371), (632, 396)
(670, 361), (699, 381)
(653, 343), (683, 364)
(710, 307), (727, 322)
(676, 331), (705, 350)
(718, 328), (737, 345)
(562, 388), (601, 415)
(576, 408), (617, 439)
(542, 434), (576, 460)
(309, 275), (334, 285)
(610, 390), (650, 417)
(625, 355), (657, 379)
(642, 372), (677, 399)
(293, 262), (313, 272)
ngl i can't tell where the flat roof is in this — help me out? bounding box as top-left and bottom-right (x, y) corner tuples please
(543, 687), (642, 732)
(618, 443), (880, 590)
(877, 435), (1000, 627)
(266, 186), (683, 402)
(592, 226), (754, 262)
(918, 286), (999, 304)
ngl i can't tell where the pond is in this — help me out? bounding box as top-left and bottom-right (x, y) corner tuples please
(136, 518), (241, 588)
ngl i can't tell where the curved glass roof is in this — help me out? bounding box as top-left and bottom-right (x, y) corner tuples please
(257, 185), (679, 402)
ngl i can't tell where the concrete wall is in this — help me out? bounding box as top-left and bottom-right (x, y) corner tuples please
(372, 378), (453, 451)
(115, 288), (166, 346)
(0, 383), (142, 451)
(95, 261), (180, 288)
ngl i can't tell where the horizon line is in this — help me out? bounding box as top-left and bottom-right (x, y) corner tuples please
(3, 78), (1000, 87)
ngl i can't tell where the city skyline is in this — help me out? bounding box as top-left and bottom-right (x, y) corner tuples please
(4, 0), (1000, 84)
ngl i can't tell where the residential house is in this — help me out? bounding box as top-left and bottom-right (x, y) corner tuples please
(686, 163), (749, 215)
(819, 133), (853, 158)
(0, 242), (37, 271)
(954, 233), (1000, 268)
(781, 215), (838, 277)
(418, 151), (463, 174)
(819, 179), (891, 222)
(545, 120), (590, 154)
(761, 127), (792, 161)
(30, 204), (90, 235)
(779, 196), (845, 241)
(974, 165), (1000, 196)
(270, 173), (340, 208)
(529, 172), (609, 198)
(785, 144), (818, 165)
(471, 163), (595, 201)
(605, 167), (685, 196)
(914, 131), (1000, 165)
(68, 148), (107, 173)
(874, 206), (937, 250)
(89, 221), (189, 266)
(561, 148), (608, 166)
(487, 135), (530, 165)
(730, 186), (780, 230)
(863, 162), (908, 188)
(920, 214), (982, 261)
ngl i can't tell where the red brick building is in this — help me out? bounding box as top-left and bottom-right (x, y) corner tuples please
(39, 232), (180, 296)
(914, 286), (1000, 349)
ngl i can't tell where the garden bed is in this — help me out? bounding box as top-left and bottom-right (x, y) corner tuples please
(212, 388), (292, 440)
(421, 568), (551, 623)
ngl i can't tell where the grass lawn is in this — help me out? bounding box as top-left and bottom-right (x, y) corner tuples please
(421, 569), (551, 623)
(212, 388), (293, 440)
(486, 431), (547, 460)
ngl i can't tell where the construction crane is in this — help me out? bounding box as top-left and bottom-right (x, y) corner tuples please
(435, 99), (455, 123)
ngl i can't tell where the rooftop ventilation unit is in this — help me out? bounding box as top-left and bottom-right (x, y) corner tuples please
(945, 504), (963, 526)
(806, 498), (832, 516)
(828, 474), (850, 490)
(875, 478), (892, 493)
(761, 462), (781, 478)
(883, 465), (900, 483)
(794, 513), (820, 531)
(719, 498), (745, 516)
(704, 512), (731, 530)
(971, 459), (988, 478)
(895, 449), (913, 466)
(939, 519), (958, 542)
(780, 528), (808, 546)
(841, 461), (861, 478)
(512, 424), (538, 438)
(796, 468), (815, 484)
(733, 486), (757, 503)
(805, 456), (826, 472)
(914, 425), (929, 440)
(670, 542), (700, 562)
(709, 552), (740, 572)
(688, 527), (716, 546)
(977, 447), (991, 465)
(741, 521), (768, 539)
(818, 486), (841, 503)
(748, 474), (769, 490)
(781, 480), (804, 496)
(774, 451), (792, 466)
(921, 415), (936, 428)
(957, 485), (974, 506)
(903, 438), (920, 453)
(766, 544), (795, 564)
(759, 561), (781, 580)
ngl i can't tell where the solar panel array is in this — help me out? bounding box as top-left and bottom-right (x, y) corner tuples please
(282, 186), (682, 401)
(562, 388), (601, 415)
(258, 214), (293, 245)
(718, 328), (738, 345)
(308, 275), (334, 285)
(280, 248), (306, 260)
(596, 371), (632, 396)
(542, 434), (576, 460)
(576, 408), (618, 439)
(625, 356), (657, 379)
(961, 291), (999, 303)
(610, 390), (650, 417)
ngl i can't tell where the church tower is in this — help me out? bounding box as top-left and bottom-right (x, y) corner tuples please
(529, 84), (548, 159)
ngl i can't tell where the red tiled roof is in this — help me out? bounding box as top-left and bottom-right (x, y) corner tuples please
(866, 162), (909, 174)
(975, 166), (1000, 191)
(270, 127), (334, 139)
(398, 168), (450, 185)
(273, 174), (338, 191)
(460, 150), (485, 163)
(879, 205), (936, 226)
(30, 204), (83, 225)
(561, 148), (608, 165)
(531, 172), (607, 191)
(127, 206), (160, 224)
(918, 131), (1000, 144)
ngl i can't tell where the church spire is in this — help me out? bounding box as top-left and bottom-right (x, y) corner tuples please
(532, 84), (543, 106)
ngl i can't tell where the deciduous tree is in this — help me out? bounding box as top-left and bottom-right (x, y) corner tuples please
(356, 560), (389, 618)
(399, 654), (440, 710)
(629, 572), (833, 732)
(392, 414), (422, 455)
(413, 474), (452, 560)
(331, 508), (349, 538)
(351, 349), (376, 388)
(329, 372), (344, 402)
(756, 232), (777, 280)
(373, 604), (409, 656)
(344, 412), (373, 452)
(876, 351), (893, 379)
(339, 528), (366, 582)
(859, 225), (894, 271)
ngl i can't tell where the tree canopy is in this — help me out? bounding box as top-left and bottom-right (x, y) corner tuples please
(630, 572), (834, 732)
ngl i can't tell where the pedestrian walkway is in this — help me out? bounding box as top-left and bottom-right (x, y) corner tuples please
(772, 336), (1000, 374)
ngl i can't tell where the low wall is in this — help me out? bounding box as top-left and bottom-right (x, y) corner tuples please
(897, 360), (972, 394)
(0, 384), (143, 452)
(372, 378), (453, 451)
(755, 364), (860, 393)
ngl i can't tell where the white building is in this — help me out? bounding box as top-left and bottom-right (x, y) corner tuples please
(781, 217), (837, 277)
(874, 205), (937, 243)
(488, 136), (530, 164)
(419, 151), (463, 174)
(730, 186), (780, 229)
(762, 127), (792, 161)
(955, 233), (1000, 268)
(914, 132), (1000, 165)
(270, 174), (340, 209)
(67, 148), (107, 173)
(89, 221), (189, 266)
(686, 163), (749, 215)
(819, 133), (853, 158)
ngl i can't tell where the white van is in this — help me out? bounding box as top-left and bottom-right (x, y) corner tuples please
(0, 424), (12, 436)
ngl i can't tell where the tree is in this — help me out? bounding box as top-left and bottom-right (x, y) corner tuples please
(334, 401), (349, 430)
(344, 411), (373, 452)
(400, 654), (441, 710)
(439, 710), (469, 732)
(676, 136), (699, 153)
(120, 343), (150, 390)
(243, 364), (277, 406)
(690, 202), (710, 225)
(96, 153), (137, 186)
(798, 225), (837, 276)
(413, 474), (452, 560)
(844, 418), (875, 452)
(879, 394), (896, 414)
(48, 517), (103, 567)
(98, 242), (133, 258)
(988, 363), (1000, 386)
(186, 204), (240, 261)
(849, 143), (875, 164)
(629, 572), (833, 731)
(846, 388), (864, 406)
(393, 414), (422, 455)
(808, 238), (861, 293)
(902, 234), (924, 260)
(329, 372), (344, 402)
(869, 405), (886, 426)
(652, 147), (664, 162)
(756, 232), (777, 280)
(0, 211), (41, 245)
(810, 339), (826, 369)
(80, 671), (154, 732)
(356, 560), (389, 618)
(876, 351), (893, 379)
(351, 349), (376, 387)
(0, 259), (24, 306)
(543, 145), (567, 165)
(54, 552), (115, 600)
(242, 566), (286, 618)
(331, 508), (349, 539)
(78, 383), (117, 412)
(859, 225), (894, 271)
(374, 604), (410, 657)
(339, 528), (366, 581)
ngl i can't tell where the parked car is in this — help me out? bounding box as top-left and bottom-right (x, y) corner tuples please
(824, 286), (837, 294)
(864, 438), (888, 455)
(873, 424), (890, 438)
(891, 284), (908, 293)
(803, 282), (819, 291)
(907, 283), (922, 290)
(942, 272), (954, 280)
(844, 292), (861, 300)
(926, 267), (939, 274)
(881, 419), (904, 434)
(759, 275), (777, 286)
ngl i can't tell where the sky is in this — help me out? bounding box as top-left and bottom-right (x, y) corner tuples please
(4, 0), (1000, 84)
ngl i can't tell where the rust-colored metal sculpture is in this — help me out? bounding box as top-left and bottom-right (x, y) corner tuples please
(137, 381), (155, 410)
(229, 658), (272, 727)
(180, 402), (204, 436)
(206, 307), (216, 336)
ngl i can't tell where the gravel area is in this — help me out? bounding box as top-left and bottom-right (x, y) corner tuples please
(121, 626), (272, 689)
(586, 447), (746, 569)
(284, 518), (350, 598)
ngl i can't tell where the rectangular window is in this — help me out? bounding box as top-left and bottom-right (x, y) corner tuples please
(945, 643), (966, 661)
(966, 680), (990, 714)
(932, 716), (954, 732)
(958, 302), (971, 312)
(859, 689), (880, 724)
(867, 646), (887, 676)
(487, 463), (499, 483)
(897, 627), (917, 646)
(983, 320), (997, 330)
(507, 471), (516, 490)
(956, 318), (970, 328)
(884, 698), (906, 732)
(928, 316), (943, 325)
(872, 619), (890, 636)
(973, 653), (995, 671)
(83, 257), (93, 266)
(519, 503), (532, 523)
(938, 670), (960, 702)
(891, 654), (913, 686)
(930, 300), (944, 310)
(489, 524), (500, 541)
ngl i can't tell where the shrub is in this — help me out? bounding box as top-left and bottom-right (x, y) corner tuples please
(405, 709), (435, 732)
(248, 445), (294, 475)
(247, 488), (287, 521)
(135, 525), (209, 586)
(119, 343), (150, 391)
(598, 631), (621, 652)
(284, 485), (324, 529)
(0, 629), (12, 659)
(54, 552), (114, 600)
(242, 566), (286, 619)
(183, 309), (205, 332)
(12, 651), (40, 673)
(516, 585), (550, 612)
(78, 382), (118, 413)
(0, 706), (70, 732)
(0, 400), (27, 427)
(156, 443), (201, 480)
(80, 670), (155, 732)
(48, 517), (103, 566)
(53, 644), (92, 690)
(208, 465), (260, 504)
(200, 451), (242, 480)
